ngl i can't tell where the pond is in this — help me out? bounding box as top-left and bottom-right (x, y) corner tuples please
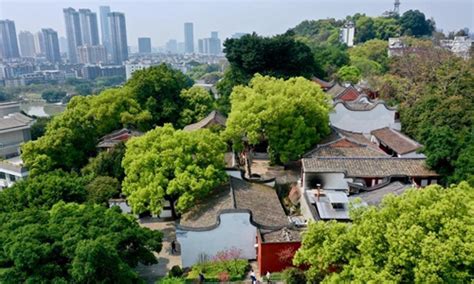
(20, 101), (66, 117)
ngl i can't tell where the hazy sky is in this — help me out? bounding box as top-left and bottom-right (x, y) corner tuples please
(1, 0), (473, 47)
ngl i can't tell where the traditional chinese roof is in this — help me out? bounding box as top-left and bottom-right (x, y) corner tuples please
(312, 77), (334, 90)
(302, 157), (438, 177)
(351, 181), (413, 205)
(179, 177), (288, 230)
(304, 127), (387, 158)
(304, 137), (388, 158)
(327, 84), (360, 101)
(97, 128), (142, 148)
(371, 127), (422, 155)
(334, 98), (397, 111)
(259, 227), (302, 243)
(183, 110), (227, 131)
(0, 113), (34, 134)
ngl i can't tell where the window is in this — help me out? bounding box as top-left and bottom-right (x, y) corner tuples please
(9, 175), (16, 182)
(332, 203), (344, 210)
(0, 172), (5, 180)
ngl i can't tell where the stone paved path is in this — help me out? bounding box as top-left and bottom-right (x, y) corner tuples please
(136, 218), (181, 283)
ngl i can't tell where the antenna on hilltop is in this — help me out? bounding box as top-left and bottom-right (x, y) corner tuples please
(394, 0), (400, 15)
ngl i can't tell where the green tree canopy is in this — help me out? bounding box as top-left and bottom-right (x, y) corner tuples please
(122, 124), (227, 215)
(288, 18), (344, 44)
(0, 170), (87, 213)
(336, 65), (361, 84)
(400, 10), (435, 37)
(41, 90), (67, 103)
(354, 16), (376, 43)
(125, 64), (193, 126)
(86, 176), (120, 206)
(81, 142), (126, 181)
(29, 117), (51, 140)
(386, 43), (474, 184)
(21, 87), (151, 175)
(178, 86), (215, 127)
(224, 32), (319, 79)
(0, 202), (162, 283)
(217, 32), (321, 109)
(224, 75), (331, 164)
(294, 182), (474, 283)
(349, 39), (389, 70)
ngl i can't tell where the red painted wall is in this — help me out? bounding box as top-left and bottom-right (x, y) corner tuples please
(339, 89), (359, 101)
(257, 237), (301, 274)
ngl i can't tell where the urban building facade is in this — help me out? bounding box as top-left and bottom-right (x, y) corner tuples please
(108, 12), (128, 64)
(166, 39), (178, 53)
(77, 45), (107, 64)
(99, 6), (112, 55)
(184, 22), (194, 53)
(63, 8), (82, 63)
(18, 31), (36, 58)
(0, 20), (20, 59)
(340, 21), (355, 47)
(138, 37), (152, 53)
(41, 28), (61, 63)
(78, 9), (100, 46)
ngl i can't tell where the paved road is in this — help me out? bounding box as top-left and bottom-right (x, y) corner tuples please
(136, 218), (181, 283)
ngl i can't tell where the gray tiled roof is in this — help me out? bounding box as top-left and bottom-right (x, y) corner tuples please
(302, 157), (438, 177)
(352, 181), (413, 205)
(179, 184), (234, 228)
(304, 138), (388, 158)
(334, 100), (397, 111)
(179, 177), (288, 229)
(0, 113), (33, 133)
(183, 110), (227, 131)
(232, 178), (288, 228)
(326, 83), (347, 98)
(371, 127), (422, 154)
(259, 227), (302, 243)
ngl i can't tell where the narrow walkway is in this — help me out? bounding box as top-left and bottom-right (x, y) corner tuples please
(136, 218), (181, 283)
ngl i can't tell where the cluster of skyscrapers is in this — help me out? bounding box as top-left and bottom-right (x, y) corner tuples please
(63, 6), (128, 64)
(163, 23), (221, 55)
(0, 6), (128, 65)
(0, 20), (61, 63)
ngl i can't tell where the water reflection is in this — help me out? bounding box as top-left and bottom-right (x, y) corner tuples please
(20, 101), (66, 117)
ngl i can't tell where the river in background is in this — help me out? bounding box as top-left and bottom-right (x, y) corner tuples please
(20, 101), (66, 117)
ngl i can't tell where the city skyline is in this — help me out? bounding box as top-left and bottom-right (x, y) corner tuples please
(1, 0), (472, 48)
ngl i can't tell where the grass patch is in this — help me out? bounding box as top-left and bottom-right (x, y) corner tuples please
(187, 259), (249, 282)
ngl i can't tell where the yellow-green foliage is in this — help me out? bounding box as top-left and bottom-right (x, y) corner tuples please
(294, 182), (474, 283)
(224, 74), (332, 164)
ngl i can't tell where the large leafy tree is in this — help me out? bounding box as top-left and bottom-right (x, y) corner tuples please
(224, 32), (318, 79)
(0, 170), (87, 213)
(386, 42), (474, 184)
(122, 124), (227, 215)
(336, 65), (361, 84)
(217, 32), (321, 109)
(177, 86), (215, 127)
(354, 16), (376, 43)
(224, 75), (331, 164)
(0, 202), (162, 283)
(21, 88), (151, 175)
(349, 39), (389, 72)
(400, 10), (435, 37)
(294, 182), (474, 283)
(125, 64), (193, 126)
(81, 142), (126, 181)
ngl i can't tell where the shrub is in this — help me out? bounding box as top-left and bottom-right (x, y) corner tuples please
(283, 268), (306, 284)
(187, 257), (249, 282)
(168, 265), (184, 278)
